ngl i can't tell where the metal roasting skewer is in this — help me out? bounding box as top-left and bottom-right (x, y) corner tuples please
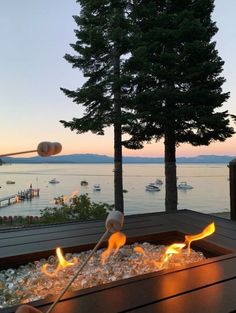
(46, 211), (124, 313)
(45, 226), (112, 313)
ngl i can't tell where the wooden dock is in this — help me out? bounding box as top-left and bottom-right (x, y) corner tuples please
(0, 188), (40, 207)
(0, 195), (16, 207)
(1, 210), (236, 312)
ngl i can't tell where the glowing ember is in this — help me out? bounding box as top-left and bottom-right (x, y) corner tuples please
(101, 232), (126, 264)
(41, 248), (78, 277)
(185, 222), (215, 255)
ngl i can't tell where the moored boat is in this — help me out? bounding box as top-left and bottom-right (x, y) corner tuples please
(145, 183), (160, 192)
(93, 184), (101, 191)
(177, 181), (193, 190)
(49, 178), (60, 184)
(81, 180), (88, 186)
(6, 180), (15, 184)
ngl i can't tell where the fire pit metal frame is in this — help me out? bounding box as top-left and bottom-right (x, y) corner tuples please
(1, 209), (236, 313)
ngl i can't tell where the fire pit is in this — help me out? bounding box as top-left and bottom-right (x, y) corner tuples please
(1, 210), (236, 313)
(0, 220), (229, 311)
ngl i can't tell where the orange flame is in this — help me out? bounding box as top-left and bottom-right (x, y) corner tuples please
(42, 248), (77, 277)
(164, 243), (186, 259)
(101, 232), (126, 264)
(56, 248), (75, 267)
(159, 243), (186, 268)
(185, 222), (215, 255)
(134, 246), (145, 255)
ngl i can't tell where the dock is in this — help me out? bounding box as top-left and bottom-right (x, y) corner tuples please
(0, 195), (17, 207)
(0, 188), (40, 207)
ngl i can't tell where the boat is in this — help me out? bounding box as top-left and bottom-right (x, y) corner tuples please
(6, 180), (15, 184)
(49, 178), (60, 184)
(145, 183), (160, 192)
(177, 182), (193, 190)
(81, 180), (88, 186)
(155, 179), (163, 185)
(93, 184), (101, 191)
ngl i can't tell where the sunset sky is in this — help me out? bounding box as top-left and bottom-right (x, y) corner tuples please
(0, 0), (236, 158)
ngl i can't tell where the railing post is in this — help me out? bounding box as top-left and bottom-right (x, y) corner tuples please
(229, 159), (236, 220)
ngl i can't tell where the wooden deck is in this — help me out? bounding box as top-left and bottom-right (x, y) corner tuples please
(1, 210), (236, 313)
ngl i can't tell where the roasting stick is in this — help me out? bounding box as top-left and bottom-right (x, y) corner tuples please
(0, 150), (38, 157)
(46, 228), (110, 313)
(0, 141), (62, 158)
(46, 211), (124, 313)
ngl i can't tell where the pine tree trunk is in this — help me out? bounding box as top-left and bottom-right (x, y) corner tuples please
(164, 129), (177, 212)
(113, 50), (124, 213)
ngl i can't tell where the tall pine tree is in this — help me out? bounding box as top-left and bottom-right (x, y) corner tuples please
(124, 0), (235, 211)
(60, 0), (134, 213)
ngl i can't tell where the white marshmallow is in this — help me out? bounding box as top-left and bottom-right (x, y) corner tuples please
(37, 142), (52, 157)
(106, 211), (124, 233)
(37, 142), (62, 157)
(52, 142), (62, 155)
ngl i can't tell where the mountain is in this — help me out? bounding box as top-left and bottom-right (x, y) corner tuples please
(1, 154), (236, 164)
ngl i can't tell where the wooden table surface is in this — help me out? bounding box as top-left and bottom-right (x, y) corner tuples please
(1, 209), (236, 313)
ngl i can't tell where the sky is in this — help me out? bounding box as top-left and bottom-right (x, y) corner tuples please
(0, 0), (236, 158)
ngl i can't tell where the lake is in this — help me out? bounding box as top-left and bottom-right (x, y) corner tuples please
(0, 163), (230, 216)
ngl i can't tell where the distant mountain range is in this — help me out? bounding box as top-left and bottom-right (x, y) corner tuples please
(1, 154), (236, 164)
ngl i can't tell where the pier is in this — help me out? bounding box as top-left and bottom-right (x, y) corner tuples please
(0, 195), (17, 207)
(0, 188), (40, 208)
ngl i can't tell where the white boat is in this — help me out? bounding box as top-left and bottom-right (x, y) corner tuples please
(145, 183), (160, 192)
(93, 184), (101, 191)
(177, 182), (193, 190)
(155, 179), (163, 185)
(49, 178), (60, 184)
(6, 180), (15, 184)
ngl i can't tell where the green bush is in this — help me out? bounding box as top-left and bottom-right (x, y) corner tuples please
(39, 194), (114, 224)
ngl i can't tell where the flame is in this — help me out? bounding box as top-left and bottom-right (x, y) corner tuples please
(56, 247), (75, 267)
(164, 243), (186, 258)
(101, 232), (126, 264)
(185, 222), (215, 255)
(42, 247), (77, 277)
(158, 243), (186, 268)
(134, 246), (145, 255)
(63, 195), (69, 204)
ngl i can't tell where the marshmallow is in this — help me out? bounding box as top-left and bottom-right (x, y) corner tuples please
(106, 211), (124, 233)
(52, 142), (62, 155)
(37, 142), (62, 157)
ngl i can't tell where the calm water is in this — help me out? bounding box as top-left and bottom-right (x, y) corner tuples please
(0, 163), (230, 216)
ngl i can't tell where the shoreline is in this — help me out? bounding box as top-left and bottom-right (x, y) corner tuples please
(209, 211), (230, 219)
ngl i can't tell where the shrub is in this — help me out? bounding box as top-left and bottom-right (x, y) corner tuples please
(39, 194), (114, 224)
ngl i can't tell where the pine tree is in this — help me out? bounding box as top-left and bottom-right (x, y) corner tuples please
(124, 0), (235, 211)
(60, 0), (134, 213)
